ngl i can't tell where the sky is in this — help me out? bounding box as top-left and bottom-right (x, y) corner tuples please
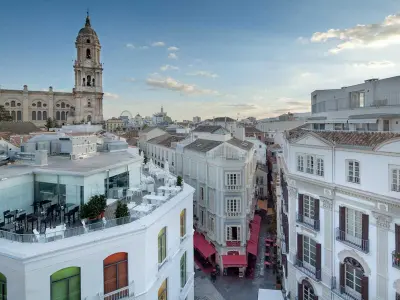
(1, 0), (400, 121)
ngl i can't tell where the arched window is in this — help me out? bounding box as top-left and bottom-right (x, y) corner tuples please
(158, 227), (167, 264)
(11, 111), (16, 121)
(37, 111), (42, 120)
(298, 280), (315, 300)
(340, 257), (366, 299)
(86, 48), (91, 59)
(0, 272), (7, 299)
(17, 111), (22, 121)
(43, 111), (47, 120)
(103, 252), (129, 297)
(66, 111), (69, 119)
(180, 252), (187, 288)
(61, 111), (66, 121)
(37, 101), (42, 108)
(180, 209), (186, 238)
(11, 101), (15, 107)
(32, 111), (36, 121)
(92, 78), (95, 87)
(87, 101), (91, 108)
(56, 111), (60, 121)
(158, 279), (167, 300)
(87, 115), (92, 122)
(61, 102), (65, 109)
(82, 78), (86, 86)
(50, 267), (81, 300)
(87, 75), (91, 86)
(86, 39), (90, 43)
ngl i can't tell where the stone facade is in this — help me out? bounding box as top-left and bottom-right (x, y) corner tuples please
(0, 14), (103, 126)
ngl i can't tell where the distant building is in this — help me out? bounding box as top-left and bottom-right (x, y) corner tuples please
(193, 116), (201, 124)
(202, 116), (237, 133)
(105, 117), (124, 132)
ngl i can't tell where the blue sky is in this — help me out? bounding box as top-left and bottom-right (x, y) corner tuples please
(1, 0), (400, 120)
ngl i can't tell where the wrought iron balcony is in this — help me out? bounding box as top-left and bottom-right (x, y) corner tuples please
(293, 257), (321, 281)
(392, 250), (400, 269)
(335, 228), (369, 253)
(296, 213), (320, 231)
(331, 276), (362, 300)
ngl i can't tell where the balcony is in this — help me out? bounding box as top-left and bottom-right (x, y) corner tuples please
(296, 213), (320, 231)
(180, 272), (195, 300)
(102, 282), (135, 300)
(226, 211), (241, 217)
(331, 276), (362, 300)
(335, 228), (369, 253)
(293, 257), (321, 281)
(392, 251), (400, 269)
(225, 185), (242, 191)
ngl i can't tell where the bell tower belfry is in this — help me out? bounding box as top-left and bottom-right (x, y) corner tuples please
(72, 12), (103, 123)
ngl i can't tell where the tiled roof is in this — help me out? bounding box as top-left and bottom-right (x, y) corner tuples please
(147, 134), (171, 144)
(184, 139), (223, 153)
(157, 135), (185, 148)
(212, 116), (235, 122)
(226, 137), (254, 150)
(244, 126), (263, 134)
(287, 128), (400, 148)
(192, 125), (225, 133)
(141, 126), (163, 133)
(0, 122), (41, 134)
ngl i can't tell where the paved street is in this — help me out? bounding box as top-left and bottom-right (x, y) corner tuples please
(194, 271), (226, 300)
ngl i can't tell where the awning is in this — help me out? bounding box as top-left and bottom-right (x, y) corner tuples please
(347, 119), (377, 124)
(193, 232), (216, 258)
(222, 255), (247, 267)
(247, 215), (262, 256)
(247, 240), (258, 256)
(257, 200), (268, 211)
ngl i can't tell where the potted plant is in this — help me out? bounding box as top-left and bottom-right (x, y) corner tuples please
(177, 176), (183, 187)
(115, 201), (130, 225)
(80, 194), (107, 222)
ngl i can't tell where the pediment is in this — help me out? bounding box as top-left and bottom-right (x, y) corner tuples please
(294, 133), (332, 147)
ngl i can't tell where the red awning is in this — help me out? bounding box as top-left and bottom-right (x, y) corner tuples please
(247, 215), (262, 256)
(222, 255), (247, 267)
(193, 232), (216, 258)
(246, 240), (258, 256)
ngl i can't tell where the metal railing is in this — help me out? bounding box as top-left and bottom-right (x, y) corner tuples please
(296, 213), (320, 231)
(335, 228), (369, 253)
(392, 250), (400, 269)
(225, 185), (242, 191)
(103, 283), (134, 300)
(331, 276), (362, 300)
(293, 257), (321, 281)
(180, 272), (195, 300)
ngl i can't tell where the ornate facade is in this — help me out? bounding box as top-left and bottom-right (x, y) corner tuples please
(0, 14), (103, 126)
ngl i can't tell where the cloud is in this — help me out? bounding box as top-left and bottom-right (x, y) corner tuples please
(168, 53), (178, 60)
(310, 13), (400, 53)
(160, 65), (179, 71)
(297, 37), (309, 45)
(352, 60), (395, 68)
(104, 92), (119, 99)
(146, 75), (220, 96)
(167, 46), (179, 51)
(151, 41), (165, 47)
(223, 103), (257, 110)
(186, 71), (219, 78)
(125, 43), (135, 49)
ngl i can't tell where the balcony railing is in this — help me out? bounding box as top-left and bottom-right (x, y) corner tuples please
(180, 272), (195, 300)
(225, 185), (242, 191)
(296, 213), (320, 231)
(103, 282), (135, 300)
(331, 276), (362, 300)
(226, 211), (241, 217)
(335, 228), (369, 253)
(293, 257), (321, 281)
(392, 251), (400, 269)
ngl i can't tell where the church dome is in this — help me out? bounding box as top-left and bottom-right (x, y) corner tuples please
(76, 14), (99, 43)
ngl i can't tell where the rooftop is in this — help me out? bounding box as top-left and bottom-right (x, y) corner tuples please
(0, 122), (41, 134)
(226, 137), (254, 151)
(184, 139), (223, 153)
(287, 127), (400, 148)
(192, 125), (226, 133)
(244, 126), (263, 134)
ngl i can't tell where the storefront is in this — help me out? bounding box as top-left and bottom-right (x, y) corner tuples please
(221, 253), (247, 277)
(193, 232), (216, 273)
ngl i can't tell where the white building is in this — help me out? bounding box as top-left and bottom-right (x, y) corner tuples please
(0, 126), (195, 300)
(276, 76), (400, 300)
(138, 127), (167, 153)
(203, 117), (237, 134)
(0, 14), (104, 126)
(175, 126), (257, 274)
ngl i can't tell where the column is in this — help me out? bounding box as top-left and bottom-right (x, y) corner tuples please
(372, 212), (392, 300)
(321, 196), (333, 298)
(287, 184), (298, 297)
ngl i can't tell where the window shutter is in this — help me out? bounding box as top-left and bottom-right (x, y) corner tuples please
(361, 276), (369, 300)
(396, 224), (400, 253)
(362, 214), (369, 252)
(340, 263), (345, 292)
(339, 206), (346, 232)
(314, 198), (320, 230)
(316, 243), (321, 280)
(298, 194), (304, 222)
(297, 234), (303, 262)
(298, 282), (303, 300)
(283, 254), (288, 278)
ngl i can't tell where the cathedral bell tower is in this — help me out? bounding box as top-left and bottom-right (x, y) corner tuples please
(72, 12), (104, 123)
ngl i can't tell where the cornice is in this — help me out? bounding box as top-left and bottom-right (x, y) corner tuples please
(372, 212), (392, 230)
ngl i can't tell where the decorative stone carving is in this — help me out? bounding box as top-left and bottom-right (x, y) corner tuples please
(337, 249), (371, 276)
(288, 179), (296, 187)
(377, 202), (389, 212)
(320, 197), (333, 211)
(323, 188), (333, 197)
(372, 212), (392, 229)
(288, 186), (297, 199)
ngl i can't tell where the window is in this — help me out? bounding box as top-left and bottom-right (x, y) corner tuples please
(317, 158), (324, 176)
(313, 123), (325, 130)
(200, 187), (204, 201)
(200, 209), (205, 226)
(180, 209), (186, 238)
(297, 155), (304, 172)
(51, 267), (81, 300)
(226, 225), (241, 241)
(87, 75), (92, 86)
(87, 115), (92, 122)
(158, 279), (167, 300)
(0, 272), (6, 300)
(344, 258), (363, 297)
(226, 198), (241, 215)
(303, 195), (315, 222)
(226, 172), (240, 186)
(86, 39), (90, 43)
(180, 252), (187, 288)
(303, 236), (316, 270)
(347, 160), (360, 183)
(37, 111), (42, 120)
(306, 155), (314, 174)
(37, 101), (42, 107)
(43, 111), (47, 120)
(10, 101), (15, 107)
(207, 214), (216, 233)
(391, 169), (400, 192)
(103, 253), (128, 297)
(61, 102), (65, 108)
(17, 111), (22, 121)
(56, 111), (60, 120)
(32, 111), (36, 120)
(86, 48), (91, 59)
(87, 101), (91, 107)
(302, 281), (315, 300)
(11, 111), (15, 121)
(158, 227), (167, 264)
(61, 111), (66, 121)
(346, 208), (362, 240)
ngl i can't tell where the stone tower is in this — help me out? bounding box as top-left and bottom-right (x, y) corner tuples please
(72, 12), (104, 123)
